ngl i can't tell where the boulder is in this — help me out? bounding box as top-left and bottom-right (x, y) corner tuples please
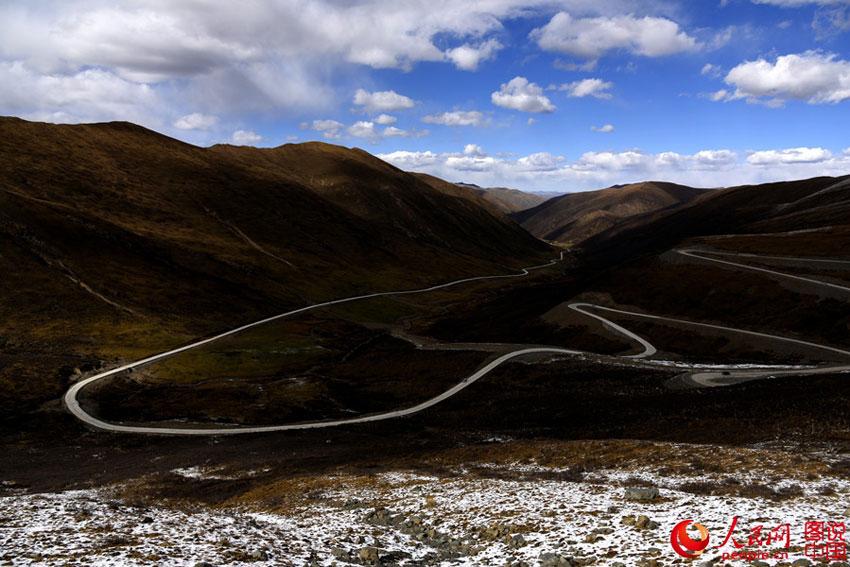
(624, 487), (660, 501)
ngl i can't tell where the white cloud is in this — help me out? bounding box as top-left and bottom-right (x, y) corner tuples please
(422, 110), (488, 127)
(304, 119), (344, 139)
(347, 120), (378, 140)
(378, 144), (850, 192)
(491, 77), (556, 113)
(463, 144), (485, 156)
(723, 51), (850, 104)
(709, 89), (731, 102)
(747, 147), (833, 165)
(173, 113), (218, 130)
(383, 126), (412, 137)
(445, 155), (499, 171)
(377, 150), (440, 169)
(532, 12), (699, 60)
(445, 38), (503, 71)
(575, 150), (650, 170)
(374, 114), (397, 125)
(592, 124), (615, 133)
(558, 78), (614, 99)
(0, 62), (159, 126)
(516, 152), (565, 171)
(701, 63), (723, 77)
(693, 149), (738, 168)
(344, 120), (425, 141)
(232, 130), (262, 145)
(353, 88), (415, 112)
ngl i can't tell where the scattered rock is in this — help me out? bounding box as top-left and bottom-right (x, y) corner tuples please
(481, 524), (512, 541)
(357, 546), (379, 564)
(507, 534), (526, 549)
(624, 487), (660, 501)
(635, 515), (651, 529)
(538, 552), (573, 567)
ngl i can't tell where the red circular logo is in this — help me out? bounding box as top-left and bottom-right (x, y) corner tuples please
(671, 520), (710, 558)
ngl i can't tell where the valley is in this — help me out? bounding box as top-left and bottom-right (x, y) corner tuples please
(2, 118), (850, 567)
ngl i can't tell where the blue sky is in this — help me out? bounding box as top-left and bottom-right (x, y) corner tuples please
(1, 0), (849, 191)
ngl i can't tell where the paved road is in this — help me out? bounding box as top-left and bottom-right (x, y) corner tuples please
(64, 253), (578, 435)
(678, 249), (850, 294)
(673, 249), (850, 387)
(63, 248), (850, 435)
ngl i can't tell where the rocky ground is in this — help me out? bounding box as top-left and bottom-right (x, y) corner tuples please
(3, 440), (850, 566)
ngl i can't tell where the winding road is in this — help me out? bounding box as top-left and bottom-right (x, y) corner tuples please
(63, 248), (850, 435)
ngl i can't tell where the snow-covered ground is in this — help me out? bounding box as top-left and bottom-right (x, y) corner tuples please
(3, 448), (850, 566)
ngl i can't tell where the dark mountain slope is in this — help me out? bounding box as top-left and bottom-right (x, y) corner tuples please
(514, 181), (707, 244)
(412, 174), (547, 215)
(581, 175), (850, 266)
(0, 117), (549, 415)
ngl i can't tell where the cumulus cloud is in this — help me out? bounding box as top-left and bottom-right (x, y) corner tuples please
(173, 113), (218, 130)
(574, 150), (650, 170)
(376, 150), (439, 169)
(701, 63), (723, 77)
(374, 114), (397, 125)
(445, 155), (499, 171)
(339, 120), (426, 142)
(592, 124), (615, 132)
(347, 120), (379, 140)
(353, 88), (415, 112)
(232, 130), (262, 145)
(303, 119), (344, 139)
(445, 38), (502, 71)
(491, 77), (556, 113)
(516, 152), (565, 171)
(3, 1), (560, 125)
(532, 12), (699, 60)
(422, 110), (488, 127)
(693, 149), (739, 167)
(0, 62), (160, 126)
(747, 147), (833, 165)
(464, 144), (486, 156)
(376, 145), (837, 192)
(558, 78), (614, 99)
(722, 51), (850, 104)
(382, 126), (427, 138)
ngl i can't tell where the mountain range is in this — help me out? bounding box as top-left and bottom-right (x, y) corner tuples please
(0, 117), (547, 416)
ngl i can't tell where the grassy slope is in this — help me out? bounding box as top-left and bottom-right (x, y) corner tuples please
(514, 181), (707, 244)
(0, 117), (549, 417)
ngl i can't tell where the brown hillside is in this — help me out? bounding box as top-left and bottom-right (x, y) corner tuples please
(412, 174), (546, 215)
(0, 117), (549, 416)
(582, 175), (850, 266)
(514, 181), (707, 244)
